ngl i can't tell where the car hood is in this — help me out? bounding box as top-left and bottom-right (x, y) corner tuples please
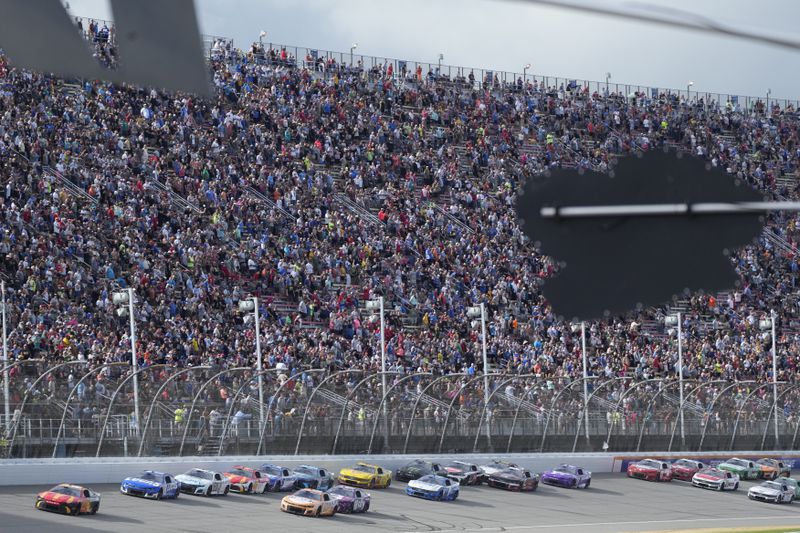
(750, 486), (781, 496)
(719, 464), (745, 470)
(694, 473), (723, 481)
(329, 494), (354, 503)
(543, 471), (574, 479)
(225, 475), (250, 483)
(340, 469), (372, 479)
(123, 477), (162, 488)
(285, 496), (315, 505)
(175, 475), (210, 485)
(631, 465), (659, 471)
(408, 480), (447, 491)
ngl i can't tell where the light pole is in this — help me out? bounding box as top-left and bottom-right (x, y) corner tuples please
(259, 30), (266, 46)
(760, 311), (779, 445)
(687, 81), (694, 101)
(605, 72), (611, 93)
(112, 289), (140, 433)
(350, 43), (358, 66)
(468, 304), (490, 417)
(366, 298), (387, 443)
(665, 313), (685, 445)
(523, 63), (531, 81)
(1, 281), (9, 433)
(571, 323), (590, 439)
(766, 88), (772, 113)
(239, 298), (265, 430)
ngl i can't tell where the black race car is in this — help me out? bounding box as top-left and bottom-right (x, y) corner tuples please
(487, 468), (539, 492)
(442, 460), (482, 485)
(394, 460), (443, 482)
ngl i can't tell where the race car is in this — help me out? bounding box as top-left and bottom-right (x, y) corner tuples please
(327, 485), (371, 513)
(442, 460), (482, 485)
(224, 466), (268, 494)
(784, 477), (800, 498)
(35, 484), (101, 516)
(540, 464), (591, 489)
(748, 480), (795, 503)
(292, 465), (334, 490)
(280, 488), (337, 517)
(691, 468), (740, 491)
(756, 458), (791, 480)
(718, 458), (761, 480)
(175, 468), (230, 496)
(120, 471), (180, 499)
(406, 474), (460, 501)
(337, 462), (392, 488)
(258, 463), (298, 491)
(395, 459), (443, 482)
(487, 467), (539, 491)
(670, 459), (706, 482)
(479, 460), (519, 481)
(627, 459), (673, 482)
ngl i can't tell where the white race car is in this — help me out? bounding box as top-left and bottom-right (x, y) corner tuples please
(691, 468), (739, 491)
(748, 480), (795, 504)
(175, 468), (231, 496)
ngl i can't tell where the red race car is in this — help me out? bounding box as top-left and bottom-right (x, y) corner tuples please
(223, 466), (268, 494)
(670, 459), (706, 482)
(627, 459), (673, 482)
(35, 484), (101, 516)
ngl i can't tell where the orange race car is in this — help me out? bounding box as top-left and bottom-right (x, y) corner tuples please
(280, 488), (337, 517)
(756, 458), (791, 480)
(35, 484), (101, 516)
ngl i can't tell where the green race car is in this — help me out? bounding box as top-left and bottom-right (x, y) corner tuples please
(718, 458), (761, 480)
(784, 477), (800, 498)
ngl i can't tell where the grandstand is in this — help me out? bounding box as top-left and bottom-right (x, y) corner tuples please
(1, 16), (799, 458)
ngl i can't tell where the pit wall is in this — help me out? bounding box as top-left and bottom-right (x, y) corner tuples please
(1, 451), (799, 486)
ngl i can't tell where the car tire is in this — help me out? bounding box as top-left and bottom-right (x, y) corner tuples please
(437, 490), (444, 501)
(518, 482), (525, 491)
(90, 503), (99, 515)
(206, 487), (212, 497)
(585, 479), (591, 489)
(570, 479), (577, 489)
(364, 501), (370, 512)
(223, 486), (229, 496)
(315, 507), (322, 517)
(157, 489), (163, 500)
(174, 490), (179, 499)
(246, 483), (253, 494)
(733, 482), (739, 491)
(716, 483), (723, 491)
(71, 504), (81, 516)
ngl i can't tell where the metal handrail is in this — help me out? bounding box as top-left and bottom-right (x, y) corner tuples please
(472, 374), (534, 453)
(294, 369), (363, 455)
(603, 378), (665, 451)
(330, 371), (400, 455)
(727, 381), (786, 451)
(402, 373), (466, 454)
(51, 362), (128, 457)
(760, 383), (800, 450)
(539, 376), (597, 452)
(571, 377), (633, 453)
(505, 382), (546, 453)
(95, 364), (168, 457)
(693, 380), (757, 451)
(137, 365), (211, 457)
(367, 372), (432, 454)
(216, 368), (281, 456)
(437, 373), (503, 453)
(178, 367), (250, 456)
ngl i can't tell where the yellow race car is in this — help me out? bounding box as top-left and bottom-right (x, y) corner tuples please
(337, 462), (392, 488)
(280, 489), (337, 517)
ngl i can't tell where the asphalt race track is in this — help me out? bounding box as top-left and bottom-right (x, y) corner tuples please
(2, 474), (799, 533)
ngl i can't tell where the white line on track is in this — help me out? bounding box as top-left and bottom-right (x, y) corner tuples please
(402, 515), (800, 533)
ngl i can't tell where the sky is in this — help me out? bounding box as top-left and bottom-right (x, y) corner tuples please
(64, 0), (799, 101)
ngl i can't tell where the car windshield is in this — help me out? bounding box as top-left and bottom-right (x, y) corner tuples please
(640, 460), (662, 468)
(228, 469), (249, 476)
(328, 486), (352, 497)
(673, 460), (693, 467)
(417, 475), (437, 483)
(137, 472), (160, 481)
(764, 481), (783, 490)
(261, 465), (283, 476)
(728, 459), (749, 467)
(756, 459), (774, 466)
(186, 469), (212, 480)
(352, 464), (375, 473)
(50, 485), (81, 497)
(555, 465), (576, 473)
(700, 468), (719, 476)
(294, 489), (318, 499)
(295, 466), (316, 476)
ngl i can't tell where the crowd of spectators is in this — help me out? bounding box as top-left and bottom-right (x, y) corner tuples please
(2, 25), (800, 440)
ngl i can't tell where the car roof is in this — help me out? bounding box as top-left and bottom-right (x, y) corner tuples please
(356, 462), (381, 468)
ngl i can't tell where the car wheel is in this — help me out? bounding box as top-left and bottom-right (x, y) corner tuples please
(518, 482), (525, 491)
(246, 483), (253, 494)
(90, 503), (99, 515)
(570, 479), (577, 489)
(584, 479), (591, 489)
(206, 487), (212, 497)
(437, 490), (444, 501)
(157, 489), (163, 500)
(364, 501), (370, 512)
(174, 490), (179, 499)
(223, 486), (229, 495)
(733, 482), (739, 491)
(71, 504), (81, 516)
(716, 483), (723, 491)
(368, 479), (375, 489)
(315, 507), (322, 517)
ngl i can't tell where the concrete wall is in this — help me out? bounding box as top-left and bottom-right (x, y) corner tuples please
(2, 451), (800, 486)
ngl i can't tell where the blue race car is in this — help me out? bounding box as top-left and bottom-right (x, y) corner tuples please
(120, 471), (180, 500)
(258, 464), (298, 492)
(292, 465), (334, 490)
(540, 464), (592, 489)
(406, 474), (459, 501)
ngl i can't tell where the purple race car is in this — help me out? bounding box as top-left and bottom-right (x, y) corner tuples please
(540, 464), (592, 489)
(327, 485), (370, 513)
